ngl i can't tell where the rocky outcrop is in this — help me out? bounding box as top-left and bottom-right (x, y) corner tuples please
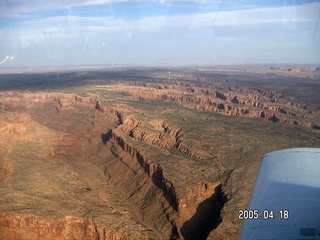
(0, 213), (100, 240)
(0, 92), (157, 240)
(175, 141), (200, 159)
(179, 184), (228, 240)
(109, 82), (319, 130)
(103, 130), (179, 239)
(162, 121), (182, 138)
(105, 128), (229, 239)
(108, 130), (179, 211)
(0, 212), (135, 240)
(129, 127), (176, 149)
(111, 113), (203, 159)
(124, 120), (183, 150)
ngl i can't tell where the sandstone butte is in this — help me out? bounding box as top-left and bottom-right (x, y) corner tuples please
(0, 81), (319, 240)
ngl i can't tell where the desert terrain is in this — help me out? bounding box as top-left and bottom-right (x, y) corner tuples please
(0, 65), (319, 239)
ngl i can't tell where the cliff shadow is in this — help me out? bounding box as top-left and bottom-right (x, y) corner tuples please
(152, 168), (179, 212)
(101, 130), (113, 143)
(180, 184), (228, 240)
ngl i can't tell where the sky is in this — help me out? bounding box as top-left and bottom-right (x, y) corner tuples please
(0, 0), (319, 69)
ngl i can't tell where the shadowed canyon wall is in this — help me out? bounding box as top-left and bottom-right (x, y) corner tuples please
(1, 92), (227, 239)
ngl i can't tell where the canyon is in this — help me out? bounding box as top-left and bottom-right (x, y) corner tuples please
(0, 67), (319, 239)
(102, 81), (319, 130)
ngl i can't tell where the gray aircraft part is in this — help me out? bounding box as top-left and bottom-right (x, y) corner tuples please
(239, 148), (320, 240)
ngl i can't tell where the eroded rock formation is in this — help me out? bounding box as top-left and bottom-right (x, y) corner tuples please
(1, 68), (318, 240)
(103, 81), (319, 130)
(0, 92), (225, 239)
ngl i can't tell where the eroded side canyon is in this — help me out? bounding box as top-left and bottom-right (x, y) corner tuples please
(0, 69), (319, 239)
(102, 81), (319, 130)
(0, 92), (229, 239)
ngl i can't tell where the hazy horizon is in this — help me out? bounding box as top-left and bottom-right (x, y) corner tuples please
(1, 0), (320, 69)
